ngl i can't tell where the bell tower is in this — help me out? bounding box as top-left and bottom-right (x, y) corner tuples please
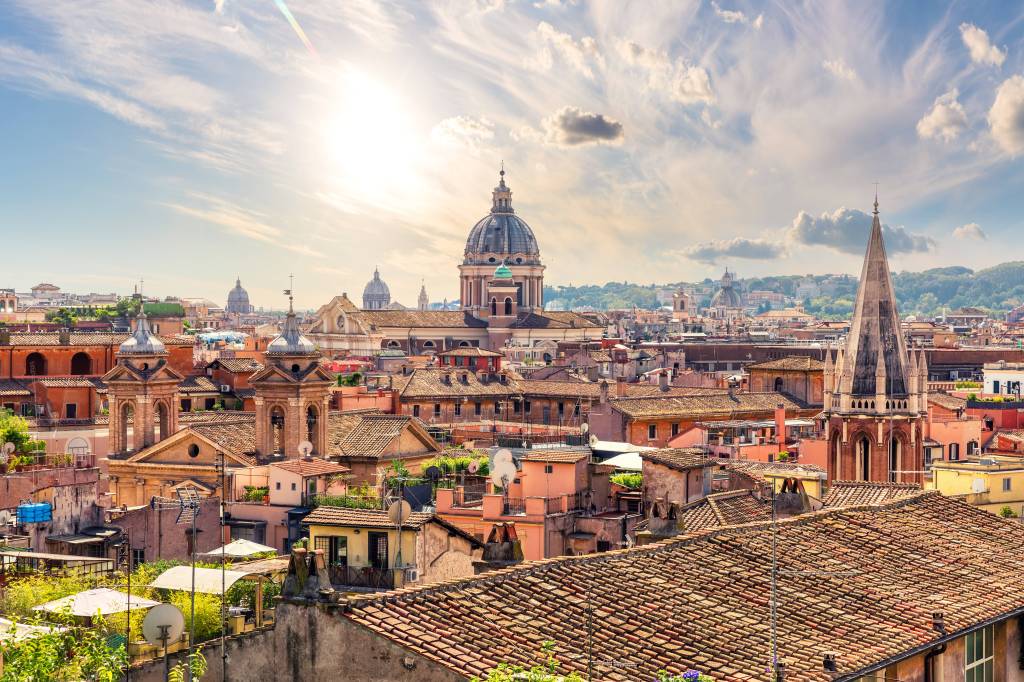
(821, 196), (926, 484)
(249, 282), (334, 458)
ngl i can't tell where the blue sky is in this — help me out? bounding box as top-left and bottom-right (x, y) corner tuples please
(1, 0), (1023, 309)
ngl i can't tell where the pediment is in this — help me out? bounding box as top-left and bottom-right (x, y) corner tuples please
(127, 428), (253, 467)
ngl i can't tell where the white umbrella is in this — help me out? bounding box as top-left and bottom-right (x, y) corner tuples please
(0, 617), (65, 643)
(200, 538), (277, 559)
(33, 588), (159, 617)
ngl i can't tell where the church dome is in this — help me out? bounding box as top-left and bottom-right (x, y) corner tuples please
(119, 310), (166, 356)
(266, 311), (317, 356)
(710, 269), (743, 308)
(362, 269), (391, 310)
(226, 277), (253, 314)
(464, 169), (540, 265)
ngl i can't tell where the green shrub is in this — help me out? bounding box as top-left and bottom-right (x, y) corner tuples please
(610, 472), (643, 490)
(241, 486), (269, 502)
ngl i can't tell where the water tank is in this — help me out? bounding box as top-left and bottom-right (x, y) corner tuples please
(16, 502), (52, 524)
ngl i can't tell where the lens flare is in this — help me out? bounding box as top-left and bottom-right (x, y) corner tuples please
(273, 0), (317, 57)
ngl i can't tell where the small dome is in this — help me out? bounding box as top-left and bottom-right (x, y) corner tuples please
(226, 277), (253, 314)
(464, 169), (540, 264)
(266, 310), (317, 356)
(494, 263), (513, 279)
(119, 310), (166, 355)
(362, 269), (391, 310)
(710, 269), (743, 308)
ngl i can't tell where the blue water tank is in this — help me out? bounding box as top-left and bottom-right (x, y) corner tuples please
(16, 502), (52, 524)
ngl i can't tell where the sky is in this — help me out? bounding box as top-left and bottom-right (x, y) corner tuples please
(2, 1), (1024, 309)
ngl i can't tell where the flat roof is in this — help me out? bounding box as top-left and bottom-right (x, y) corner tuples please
(0, 550), (113, 564)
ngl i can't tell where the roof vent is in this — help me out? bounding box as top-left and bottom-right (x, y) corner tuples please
(932, 611), (947, 636)
(822, 653), (837, 673)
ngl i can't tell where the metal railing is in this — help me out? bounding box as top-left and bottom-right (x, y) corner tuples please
(325, 565), (396, 590)
(502, 497), (526, 516)
(453, 486), (485, 508)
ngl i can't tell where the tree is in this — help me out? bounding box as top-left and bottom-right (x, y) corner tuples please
(0, 614), (127, 681)
(0, 409), (31, 454)
(46, 307), (78, 328)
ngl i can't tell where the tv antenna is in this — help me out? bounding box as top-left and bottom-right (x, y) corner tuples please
(150, 486), (203, 681)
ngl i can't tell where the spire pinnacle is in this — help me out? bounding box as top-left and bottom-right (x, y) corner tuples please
(284, 274), (294, 314)
(873, 182), (879, 216)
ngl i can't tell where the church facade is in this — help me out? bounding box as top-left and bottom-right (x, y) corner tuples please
(820, 198), (927, 484)
(306, 168), (599, 355)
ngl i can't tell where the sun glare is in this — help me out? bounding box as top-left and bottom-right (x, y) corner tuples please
(323, 69), (424, 209)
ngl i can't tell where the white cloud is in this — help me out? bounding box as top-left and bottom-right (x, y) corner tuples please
(822, 58), (857, 81)
(712, 1), (747, 24)
(952, 223), (987, 240)
(617, 40), (714, 105)
(787, 207), (936, 255)
(540, 106), (624, 146)
(989, 75), (1024, 155)
(533, 22), (603, 79)
(916, 89), (968, 142)
(959, 23), (1005, 67)
(682, 237), (786, 263)
(431, 116), (495, 151)
(752, 13), (764, 30)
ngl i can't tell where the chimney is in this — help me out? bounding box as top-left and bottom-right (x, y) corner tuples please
(599, 380), (609, 404)
(59, 327), (71, 345)
(615, 377), (628, 398)
(658, 370), (669, 392)
(0, 328), (9, 345)
(775, 403), (787, 446)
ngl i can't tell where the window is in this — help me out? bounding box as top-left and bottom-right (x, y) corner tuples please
(412, 405), (420, 418)
(558, 402), (565, 417)
(1003, 477), (1012, 492)
(454, 402), (461, 416)
(494, 401), (501, 415)
(671, 423), (680, 437)
(291, 482), (297, 491)
(275, 481), (281, 490)
(949, 443), (960, 461)
(524, 400), (531, 414)
(993, 380), (1001, 395)
(433, 403), (441, 418)
(648, 424), (657, 440)
(474, 402), (482, 416)
(596, 540), (611, 552)
(368, 532), (389, 569)
(314, 536), (347, 567)
(65, 404), (77, 419)
(544, 464), (553, 474)
(573, 403), (580, 417)
(132, 548), (145, 568)
(964, 625), (994, 682)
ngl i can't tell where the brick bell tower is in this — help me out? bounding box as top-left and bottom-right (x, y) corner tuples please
(821, 196), (927, 484)
(249, 284), (334, 458)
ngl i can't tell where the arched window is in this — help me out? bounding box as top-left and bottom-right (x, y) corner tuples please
(831, 434), (842, 480)
(459, 341), (471, 348)
(422, 340), (435, 349)
(504, 297), (513, 315)
(857, 436), (871, 481)
(888, 437), (901, 483)
(155, 401), (169, 442)
(25, 352), (46, 376)
(490, 298), (497, 316)
(70, 352), (91, 375)
(387, 340), (401, 349)
(306, 405), (319, 451)
(120, 402), (134, 453)
(773, 377), (784, 392)
(270, 406), (286, 455)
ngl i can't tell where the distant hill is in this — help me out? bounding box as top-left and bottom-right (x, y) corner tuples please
(543, 262), (1024, 319)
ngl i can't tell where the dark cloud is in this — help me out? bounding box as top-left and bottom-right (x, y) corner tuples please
(682, 237), (786, 263)
(543, 106), (624, 146)
(787, 207), (936, 255)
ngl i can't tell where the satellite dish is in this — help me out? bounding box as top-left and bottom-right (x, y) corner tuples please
(493, 448), (513, 465)
(387, 499), (412, 525)
(490, 460), (518, 489)
(2, 443), (15, 454)
(467, 460), (479, 474)
(589, 433), (599, 447)
(581, 423), (589, 434)
(297, 441), (314, 457)
(142, 603), (185, 647)
(424, 466), (442, 482)
(0, 510), (12, 526)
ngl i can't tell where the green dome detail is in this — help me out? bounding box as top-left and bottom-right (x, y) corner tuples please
(494, 263), (513, 279)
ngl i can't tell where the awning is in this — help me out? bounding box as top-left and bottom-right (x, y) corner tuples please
(33, 588), (159, 617)
(0, 618), (65, 643)
(150, 565), (256, 594)
(46, 534), (105, 545)
(598, 452), (643, 472)
(201, 538), (276, 559)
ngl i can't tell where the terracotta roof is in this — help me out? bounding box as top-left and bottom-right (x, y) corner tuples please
(342, 492), (1024, 681)
(210, 358), (263, 373)
(520, 448), (590, 463)
(746, 356), (824, 371)
(823, 481), (921, 508)
(191, 419), (257, 458)
(303, 507), (433, 529)
(271, 458), (350, 477)
(355, 310), (488, 329)
(588, 350), (612, 363)
(177, 376), (220, 393)
(178, 410), (256, 425)
(4, 333), (192, 347)
(928, 392), (967, 411)
(678, 489), (771, 531)
(640, 447), (713, 472)
(509, 311), (600, 329)
(398, 368), (515, 400)
(611, 392), (801, 419)
(725, 459), (826, 482)
(30, 376), (103, 389)
(0, 380), (31, 396)
(330, 414), (436, 458)
(438, 347), (503, 357)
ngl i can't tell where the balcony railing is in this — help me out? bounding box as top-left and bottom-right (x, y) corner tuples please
(453, 486), (485, 508)
(303, 494), (380, 510)
(325, 565), (396, 590)
(501, 496), (526, 516)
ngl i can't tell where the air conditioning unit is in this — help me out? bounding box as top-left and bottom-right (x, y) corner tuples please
(220, 385), (232, 393)
(404, 568), (420, 583)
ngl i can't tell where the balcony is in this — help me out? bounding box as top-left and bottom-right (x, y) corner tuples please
(1, 453), (96, 473)
(325, 565), (397, 591)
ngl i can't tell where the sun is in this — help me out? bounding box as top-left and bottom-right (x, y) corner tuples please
(323, 69), (424, 209)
